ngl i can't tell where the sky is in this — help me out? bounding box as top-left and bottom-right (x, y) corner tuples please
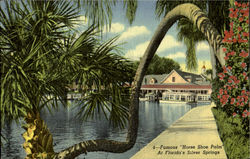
(95, 0), (212, 74)
(1, 0), (212, 74)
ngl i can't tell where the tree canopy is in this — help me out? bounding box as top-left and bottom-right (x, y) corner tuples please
(132, 54), (180, 75)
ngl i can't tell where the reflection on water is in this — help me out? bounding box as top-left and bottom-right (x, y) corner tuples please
(1, 102), (208, 159)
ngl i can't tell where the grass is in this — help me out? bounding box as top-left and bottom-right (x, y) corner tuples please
(212, 107), (250, 159)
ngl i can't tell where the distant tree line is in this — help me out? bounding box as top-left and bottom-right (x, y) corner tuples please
(131, 54), (180, 76)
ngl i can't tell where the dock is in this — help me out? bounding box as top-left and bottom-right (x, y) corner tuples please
(131, 103), (227, 159)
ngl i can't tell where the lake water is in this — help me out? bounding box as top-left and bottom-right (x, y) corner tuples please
(1, 101), (208, 159)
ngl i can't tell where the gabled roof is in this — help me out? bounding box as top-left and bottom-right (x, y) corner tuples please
(175, 69), (205, 83)
(142, 69), (208, 86)
(161, 69), (188, 83)
(142, 74), (168, 85)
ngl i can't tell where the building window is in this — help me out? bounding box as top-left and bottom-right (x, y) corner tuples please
(198, 96), (202, 101)
(150, 78), (157, 84)
(144, 78), (147, 84)
(176, 95), (180, 100)
(170, 95), (174, 100)
(181, 96), (185, 101)
(172, 77), (175, 82)
(165, 95), (169, 100)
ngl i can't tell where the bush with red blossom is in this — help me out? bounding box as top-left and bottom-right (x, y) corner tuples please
(213, 2), (249, 130)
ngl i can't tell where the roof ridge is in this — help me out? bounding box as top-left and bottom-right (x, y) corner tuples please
(175, 69), (200, 76)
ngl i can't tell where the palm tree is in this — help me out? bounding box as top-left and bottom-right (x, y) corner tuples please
(176, 18), (206, 71)
(1, 0), (133, 158)
(155, 0), (230, 76)
(77, 0), (138, 29)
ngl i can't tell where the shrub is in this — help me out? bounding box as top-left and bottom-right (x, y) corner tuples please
(212, 107), (249, 159)
(213, 1), (249, 131)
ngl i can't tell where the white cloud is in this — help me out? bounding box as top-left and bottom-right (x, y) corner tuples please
(166, 52), (185, 59)
(125, 41), (150, 61)
(124, 35), (184, 61)
(73, 15), (88, 28)
(158, 35), (183, 52)
(119, 26), (150, 41)
(103, 23), (125, 33)
(196, 41), (209, 52)
(180, 60), (212, 74)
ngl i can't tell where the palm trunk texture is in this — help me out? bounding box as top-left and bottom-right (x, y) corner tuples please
(22, 111), (55, 159)
(24, 3), (225, 159)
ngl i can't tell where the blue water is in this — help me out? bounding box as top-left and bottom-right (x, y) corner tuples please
(1, 101), (207, 159)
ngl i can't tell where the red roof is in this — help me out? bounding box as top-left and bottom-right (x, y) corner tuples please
(141, 84), (211, 89)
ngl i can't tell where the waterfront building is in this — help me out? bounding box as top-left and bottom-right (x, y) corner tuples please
(140, 69), (211, 103)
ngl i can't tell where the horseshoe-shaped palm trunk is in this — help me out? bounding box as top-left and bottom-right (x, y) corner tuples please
(54, 3), (225, 159)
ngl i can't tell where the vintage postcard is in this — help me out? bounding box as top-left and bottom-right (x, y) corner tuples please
(1, 0), (249, 159)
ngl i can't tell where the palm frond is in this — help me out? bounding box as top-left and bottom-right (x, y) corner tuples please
(78, 0), (137, 29)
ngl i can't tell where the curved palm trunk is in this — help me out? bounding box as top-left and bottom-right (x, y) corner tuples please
(209, 45), (217, 79)
(54, 3), (225, 159)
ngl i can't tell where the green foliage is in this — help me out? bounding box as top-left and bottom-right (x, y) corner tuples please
(0, 0), (134, 131)
(155, 0), (231, 72)
(78, 0), (137, 29)
(208, 1), (230, 35)
(212, 108), (250, 159)
(1, 0), (79, 123)
(132, 54), (180, 75)
(176, 18), (206, 71)
(155, 0), (207, 18)
(212, 2), (249, 128)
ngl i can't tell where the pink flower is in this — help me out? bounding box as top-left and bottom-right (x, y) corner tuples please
(227, 66), (232, 70)
(239, 51), (249, 57)
(233, 112), (237, 117)
(223, 48), (227, 52)
(243, 72), (247, 76)
(230, 22), (234, 27)
(242, 3), (246, 8)
(235, 80), (240, 84)
(231, 98), (235, 104)
(243, 32), (249, 37)
(224, 90), (228, 95)
(242, 113), (247, 118)
(229, 13), (234, 18)
(247, 112), (250, 117)
(219, 89), (224, 95)
(242, 90), (246, 94)
(231, 51), (236, 56)
(241, 62), (247, 68)
(238, 27), (242, 31)
(239, 17), (244, 22)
